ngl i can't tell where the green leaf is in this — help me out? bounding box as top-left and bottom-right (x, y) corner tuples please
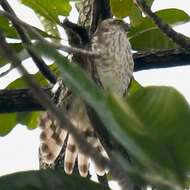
(38, 15), (61, 42)
(110, 0), (153, 24)
(128, 87), (190, 175)
(21, 0), (72, 24)
(129, 5), (143, 26)
(129, 9), (190, 50)
(0, 43), (23, 67)
(0, 111), (42, 136)
(130, 29), (177, 50)
(127, 78), (143, 97)
(34, 42), (190, 188)
(6, 63), (59, 89)
(0, 113), (17, 136)
(16, 111), (42, 129)
(7, 72), (47, 89)
(0, 169), (110, 190)
(0, 16), (18, 38)
(0, 15), (60, 40)
(110, 0), (133, 18)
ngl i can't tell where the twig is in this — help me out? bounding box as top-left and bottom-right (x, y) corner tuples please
(133, 0), (190, 50)
(0, 0), (57, 84)
(0, 9), (99, 58)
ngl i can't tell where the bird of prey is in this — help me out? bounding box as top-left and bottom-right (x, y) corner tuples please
(38, 18), (134, 177)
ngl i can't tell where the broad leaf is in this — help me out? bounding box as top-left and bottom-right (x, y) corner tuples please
(16, 111), (42, 129)
(130, 29), (176, 50)
(0, 16), (60, 40)
(0, 169), (110, 190)
(129, 9), (190, 50)
(110, 0), (134, 18)
(21, 0), (72, 24)
(0, 112), (42, 136)
(0, 113), (17, 136)
(127, 78), (143, 97)
(110, 0), (154, 25)
(38, 15), (61, 42)
(128, 87), (190, 175)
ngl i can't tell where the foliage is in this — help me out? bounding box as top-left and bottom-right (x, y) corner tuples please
(0, 0), (190, 190)
(34, 42), (190, 189)
(0, 169), (110, 190)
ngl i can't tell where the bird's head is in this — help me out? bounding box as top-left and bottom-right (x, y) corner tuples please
(97, 18), (130, 33)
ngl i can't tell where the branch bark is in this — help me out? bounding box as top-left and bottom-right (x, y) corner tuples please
(0, 48), (190, 113)
(0, 88), (51, 113)
(134, 48), (190, 71)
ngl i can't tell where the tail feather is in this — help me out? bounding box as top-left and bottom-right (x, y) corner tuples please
(64, 135), (77, 175)
(78, 152), (89, 177)
(87, 136), (108, 176)
(39, 105), (109, 177)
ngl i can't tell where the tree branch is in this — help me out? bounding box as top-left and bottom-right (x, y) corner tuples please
(134, 0), (190, 50)
(0, 88), (51, 113)
(134, 48), (190, 71)
(0, 48), (190, 113)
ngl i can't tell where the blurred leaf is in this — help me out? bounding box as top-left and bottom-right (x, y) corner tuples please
(129, 5), (143, 26)
(129, 9), (190, 37)
(0, 16), (60, 40)
(35, 42), (190, 188)
(110, 0), (133, 18)
(0, 169), (110, 190)
(127, 78), (143, 97)
(130, 29), (177, 50)
(0, 113), (17, 136)
(0, 16), (18, 38)
(0, 43), (23, 67)
(110, 0), (153, 24)
(21, 0), (72, 24)
(128, 87), (190, 176)
(6, 72), (47, 89)
(129, 9), (190, 50)
(0, 111), (42, 136)
(6, 63), (59, 89)
(38, 15), (61, 42)
(16, 111), (42, 129)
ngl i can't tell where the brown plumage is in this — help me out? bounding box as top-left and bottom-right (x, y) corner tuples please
(39, 18), (134, 177)
(91, 19), (134, 95)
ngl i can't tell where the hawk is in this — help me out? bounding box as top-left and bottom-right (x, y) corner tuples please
(38, 18), (134, 177)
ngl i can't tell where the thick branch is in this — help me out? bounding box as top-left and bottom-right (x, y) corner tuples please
(0, 48), (190, 113)
(0, 88), (51, 113)
(134, 48), (190, 71)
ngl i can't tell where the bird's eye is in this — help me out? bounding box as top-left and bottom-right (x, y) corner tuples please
(122, 23), (130, 32)
(113, 19), (123, 25)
